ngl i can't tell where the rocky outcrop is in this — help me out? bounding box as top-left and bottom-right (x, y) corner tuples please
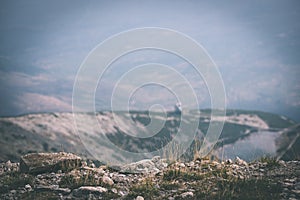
(0, 153), (299, 199)
(19, 152), (82, 174)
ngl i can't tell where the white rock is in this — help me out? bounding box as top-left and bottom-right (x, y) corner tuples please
(121, 159), (160, 174)
(189, 161), (195, 167)
(278, 160), (286, 166)
(6, 160), (12, 168)
(179, 163), (185, 168)
(236, 157), (248, 166)
(73, 186), (107, 196)
(226, 159), (233, 164)
(119, 190), (126, 196)
(10, 190), (17, 194)
(103, 175), (114, 186)
(181, 191), (194, 198)
(292, 190), (300, 194)
(25, 184), (32, 190)
(111, 188), (118, 194)
(136, 195), (144, 200)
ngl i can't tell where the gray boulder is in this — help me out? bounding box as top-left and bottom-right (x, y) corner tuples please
(120, 156), (168, 174)
(72, 186), (107, 197)
(20, 152), (82, 174)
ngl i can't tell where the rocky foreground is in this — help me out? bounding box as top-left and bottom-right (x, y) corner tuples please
(0, 152), (299, 200)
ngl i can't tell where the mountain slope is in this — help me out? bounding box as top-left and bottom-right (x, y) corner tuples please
(0, 110), (297, 162)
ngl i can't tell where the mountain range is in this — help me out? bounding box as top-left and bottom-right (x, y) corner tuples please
(0, 109), (299, 163)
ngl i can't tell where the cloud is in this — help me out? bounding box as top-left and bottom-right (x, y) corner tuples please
(15, 92), (72, 113)
(0, 71), (52, 87)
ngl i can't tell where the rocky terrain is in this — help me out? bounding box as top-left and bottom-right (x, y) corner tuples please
(0, 152), (299, 200)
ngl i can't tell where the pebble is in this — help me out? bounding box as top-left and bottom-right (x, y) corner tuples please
(226, 159), (233, 164)
(136, 195), (144, 200)
(179, 163), (185, 168)
(111, 188), (118, 194)
(25, 184), (32, 190)
(236, 157), (248, 166)
(181, 191), (194, 198)
(102, 175), (114, 186)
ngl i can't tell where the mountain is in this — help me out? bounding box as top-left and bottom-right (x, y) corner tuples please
(0, 110), (298, 163)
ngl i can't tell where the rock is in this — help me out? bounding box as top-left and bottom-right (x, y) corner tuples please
(121, 159), (159, 174)
(236, 157), (248, 166)
(278, 160), (286, 166)
(119, 190), (127, 196)
(120, 156), (168, 174)
(259, 168), (265, 172)
(36, 184), (58, 190)
(136, 195), (144, 200)
(103, 175), (114, 186)
(181, 191), (194, 198)
(292, 190), (300, 194)
(6, 160), (12, 168)
(179, 163), (185, 168)
(10, 190), (16, 194)
(188, 161), (195, 167)
(88, 160), (96, 168)
(25, 184), (32, 190)
(111, 188), (118, 194)
(226, 159), (233, 164)
(72, 186), (107, 197)
(83, 166), (105, 175)
(20, 152), (82, 174)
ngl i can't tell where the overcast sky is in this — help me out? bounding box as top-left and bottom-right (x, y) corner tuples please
(0, 0), (300, 121)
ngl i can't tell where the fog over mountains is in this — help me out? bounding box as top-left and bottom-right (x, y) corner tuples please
(0, 1), (300, 121)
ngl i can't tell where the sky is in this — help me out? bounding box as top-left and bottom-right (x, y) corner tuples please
(0, 0), (300, 121)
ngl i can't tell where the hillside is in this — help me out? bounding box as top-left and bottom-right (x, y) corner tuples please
(0, 109), (298, 163)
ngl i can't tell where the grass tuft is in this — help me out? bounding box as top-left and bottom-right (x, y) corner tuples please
(0, 171), (34, 194)
(259, 156), (280, 168)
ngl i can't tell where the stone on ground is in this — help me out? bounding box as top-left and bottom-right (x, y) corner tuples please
(20, 152), (82, 174)
(72, 186), (107, 197)
(120, 156), (168, 174)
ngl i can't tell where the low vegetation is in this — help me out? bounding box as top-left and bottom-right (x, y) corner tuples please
(258, 156), (280, 168)
(0, 171), (34, 194)
(59, 169), (103, 189)
(124, 162), (282, 200)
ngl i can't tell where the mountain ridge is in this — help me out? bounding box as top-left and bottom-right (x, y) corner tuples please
(0, 109), (298, 163)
